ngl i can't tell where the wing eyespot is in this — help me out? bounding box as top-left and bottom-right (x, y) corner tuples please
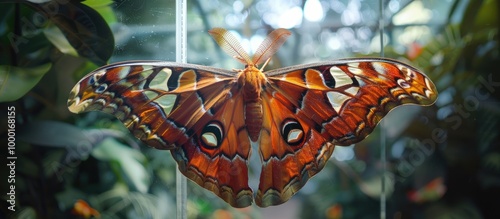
(95, 84), (108, 94)
(88, 71), (106, 86)
(397, 78), (411, 89)
(200, 121), (224, 148)
(88, 75), (96, 86)
(281, 118), (305, 146)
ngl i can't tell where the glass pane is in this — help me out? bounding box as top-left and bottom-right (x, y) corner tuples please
(5, 0), (499, 218)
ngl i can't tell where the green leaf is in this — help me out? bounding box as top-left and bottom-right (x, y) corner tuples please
(0, 63), (51, 102)
(26, 1), (115, 66)
(459, 0), (484, 35)
(43, 25), (79, 56)
(92, 138), (150, 193)
(83, 0), (115, 8)
(19, 120), (98, 148)
(11, 207), (37, 219)
(82, 0), (117, 24)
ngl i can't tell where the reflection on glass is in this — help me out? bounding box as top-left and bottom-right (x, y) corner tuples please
(8, 0), (497, 218)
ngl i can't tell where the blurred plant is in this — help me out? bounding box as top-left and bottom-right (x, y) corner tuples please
(0, 0), (114, 102)
(400, 0), (499, 218)
(299, 0), (499, 218)
(0, 0), (163, 218)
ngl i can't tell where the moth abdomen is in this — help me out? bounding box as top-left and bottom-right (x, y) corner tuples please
(244, 100), (263, 142)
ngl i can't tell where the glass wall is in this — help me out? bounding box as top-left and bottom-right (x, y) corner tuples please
(2, 0), (499, 218)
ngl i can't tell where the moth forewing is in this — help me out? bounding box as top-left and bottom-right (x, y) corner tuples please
(67, 29), (438, 208)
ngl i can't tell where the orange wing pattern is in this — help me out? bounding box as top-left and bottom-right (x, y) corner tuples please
(254, 58), (437, 206)
(68, 29), (437, 208)
(68, 62), (253, 206)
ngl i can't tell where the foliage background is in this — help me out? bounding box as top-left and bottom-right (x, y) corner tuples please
(0, 0), (499, 218)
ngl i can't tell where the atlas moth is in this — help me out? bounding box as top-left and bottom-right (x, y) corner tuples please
(68, 28), (437, 207)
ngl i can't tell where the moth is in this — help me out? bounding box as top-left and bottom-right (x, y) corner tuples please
(68, 28), (438, 208)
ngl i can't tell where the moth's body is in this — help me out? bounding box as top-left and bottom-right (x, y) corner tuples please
(238, 65), (266, 141)
(67, 28), (438, 208)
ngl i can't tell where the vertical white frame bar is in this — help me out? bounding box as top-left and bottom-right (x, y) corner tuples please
(175, 0), (187, 218)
